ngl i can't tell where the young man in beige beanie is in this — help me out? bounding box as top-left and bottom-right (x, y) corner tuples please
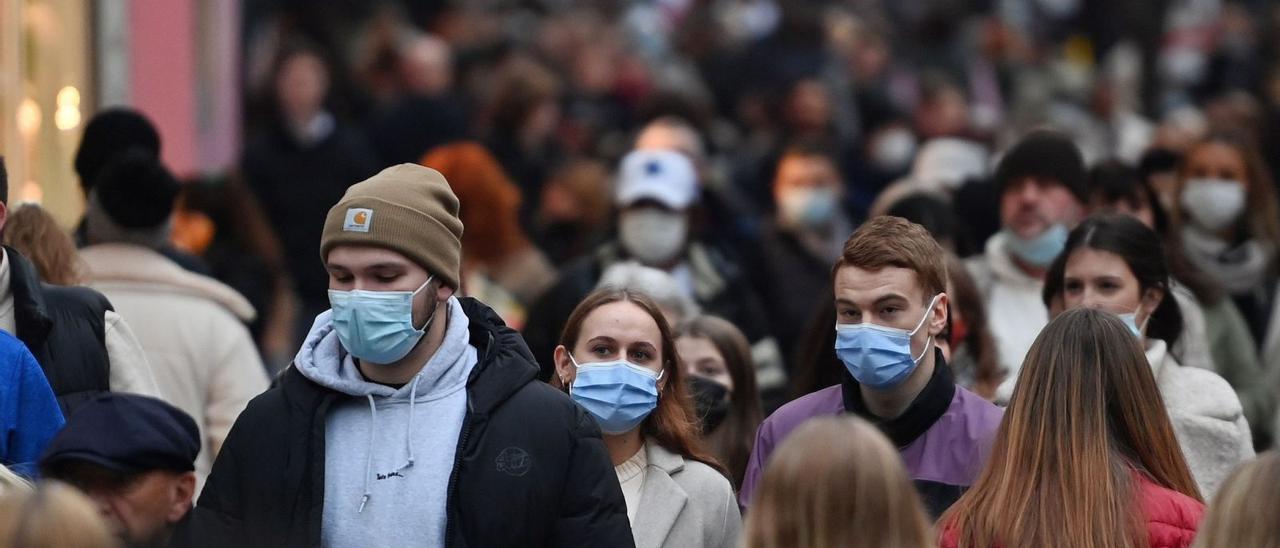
(179, 164), (634, 548)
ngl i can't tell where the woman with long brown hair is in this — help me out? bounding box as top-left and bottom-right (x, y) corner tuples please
(940, 308), (1205, 548)
(553, 288), (741, 548)
(675, 314), (763, 490)
(744, 415), (933, 548)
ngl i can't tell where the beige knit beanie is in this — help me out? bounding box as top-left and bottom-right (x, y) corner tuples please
(320, 164), (464, 288)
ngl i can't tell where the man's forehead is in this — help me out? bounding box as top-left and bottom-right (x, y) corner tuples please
(326, 245), (413, 268)
(833, 265), (923, 301)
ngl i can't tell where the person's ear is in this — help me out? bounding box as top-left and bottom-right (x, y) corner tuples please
(167, 472), (197, 523)
(0, 201), (8, 235)
(435, 279), (456, 302)
(1141, 286), (1165, 318)
(929, 293), (949, 337)
(553, 345), (575, 390)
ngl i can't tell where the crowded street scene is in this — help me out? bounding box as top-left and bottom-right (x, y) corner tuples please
(2, 0), (1280, 546)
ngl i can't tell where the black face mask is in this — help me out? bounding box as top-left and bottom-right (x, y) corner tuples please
(688, 375), (730, 435)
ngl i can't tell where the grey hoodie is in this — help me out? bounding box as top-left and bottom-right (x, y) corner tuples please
(295, 297), (477, 548)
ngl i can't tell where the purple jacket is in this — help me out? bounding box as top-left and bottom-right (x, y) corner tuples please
(739, 362), (1002, 518)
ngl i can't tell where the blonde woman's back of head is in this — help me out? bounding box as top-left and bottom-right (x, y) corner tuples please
(744, 415), (933, 548)
(0, 481), (119, 548)
(2, 204), (83, 285)
(1192, 451), (1280, 548)
(0, 465), (30, 496)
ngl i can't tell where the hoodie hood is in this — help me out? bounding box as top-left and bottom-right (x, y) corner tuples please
(293, 296), (538, 414)
(296, 296), (473, 400)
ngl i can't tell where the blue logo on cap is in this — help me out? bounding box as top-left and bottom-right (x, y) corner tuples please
(645, 161), (662, 176)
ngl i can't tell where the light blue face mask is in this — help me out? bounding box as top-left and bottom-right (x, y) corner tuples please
(328, 276), (436, 365)
(834, 294), (939, 390)
(568, 354), (663, 435)
(1004, 223), (1069, 267)
(1117, 306), (1149, 339)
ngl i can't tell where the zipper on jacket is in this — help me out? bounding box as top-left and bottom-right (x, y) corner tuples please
(444, 331), (494, 544)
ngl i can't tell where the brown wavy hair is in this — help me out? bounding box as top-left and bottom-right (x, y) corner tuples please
(940, 308), (1201, 548)
(745, 416), (933, 548)
(3, 204), (82, 285)
(675, 314), (763, 489)
(421, 142), (531, 266)
(555, 287), (724, 474)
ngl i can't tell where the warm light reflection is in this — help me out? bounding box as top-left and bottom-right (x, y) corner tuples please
(21, 181), (44, 204)
(55, 86), (82, 130)
(57, 85), (80, 107)
(16, 98), (41, 137)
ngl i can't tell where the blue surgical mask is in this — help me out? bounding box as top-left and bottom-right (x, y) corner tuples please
(1004, 223), (1069, 267)
(1117, 305), (1148, 339)
(834, 294), (939, 390)
(568, 354), (662, 434)
(778, 187), (839, 229)
(328, 276), (436, 365)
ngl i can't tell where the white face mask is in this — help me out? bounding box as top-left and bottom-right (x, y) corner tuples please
(619, 208), (688, 265)
(872, 128), (917, 172)
(1181, 178), (1246, 232)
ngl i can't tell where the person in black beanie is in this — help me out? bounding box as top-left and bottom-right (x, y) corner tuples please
(74, 109), (162, 196)
(71, 108), (209, 275)
(965, 129), (1088, 390)
(41, 393), (200, 548)
(77, 152), (269, 496)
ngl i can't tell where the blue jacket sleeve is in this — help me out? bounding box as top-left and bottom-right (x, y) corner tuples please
(6, 350), (65, 477)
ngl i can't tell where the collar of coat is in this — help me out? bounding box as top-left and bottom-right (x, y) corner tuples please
(79, 243), (257, 322)
(4, 246), (54, 347)
(840, 348), (957, 448)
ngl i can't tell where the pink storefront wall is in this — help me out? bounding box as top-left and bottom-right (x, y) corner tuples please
(126, 0), (239, 177)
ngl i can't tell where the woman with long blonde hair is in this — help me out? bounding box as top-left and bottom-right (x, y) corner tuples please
(1191, 451), (1280, 548)
(744, 415), (933, 548)
(0, 481), (119, 548)
(940, 308), (1205, 548)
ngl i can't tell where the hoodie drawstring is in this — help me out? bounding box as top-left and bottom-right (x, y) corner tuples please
(360, 394), (377, 513)
(357, 374), (423, 514)
(400, 375), (422, 472)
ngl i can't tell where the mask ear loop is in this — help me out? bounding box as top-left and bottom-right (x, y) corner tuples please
(910, 294), (942, 363)
(412, 276), (439, 333)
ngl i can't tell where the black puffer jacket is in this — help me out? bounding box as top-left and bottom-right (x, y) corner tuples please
(7, 247), (113, 415)
(173, 298), (633, 547)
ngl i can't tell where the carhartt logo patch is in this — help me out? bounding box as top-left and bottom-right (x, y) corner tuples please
(343, 208), (373, 232)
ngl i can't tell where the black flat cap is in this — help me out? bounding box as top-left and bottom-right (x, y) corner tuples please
(40, 393), (199, 475)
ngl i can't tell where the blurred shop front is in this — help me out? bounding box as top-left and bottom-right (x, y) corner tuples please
(0, 0), (240, 226)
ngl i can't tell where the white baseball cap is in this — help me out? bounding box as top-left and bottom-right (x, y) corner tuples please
(615, 149), (698, 210)
(911, 138), (989, 190)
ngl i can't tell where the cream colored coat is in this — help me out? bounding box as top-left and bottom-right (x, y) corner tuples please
(79, 244), (269, 493)
(1146, 340), (1254, 498)
(631, 441), (741, 548)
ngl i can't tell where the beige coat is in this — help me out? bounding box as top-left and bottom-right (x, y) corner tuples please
(1147, 340), (1255, 498)
(632, 441), (741, 548)
(80, 244), (269, 493)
